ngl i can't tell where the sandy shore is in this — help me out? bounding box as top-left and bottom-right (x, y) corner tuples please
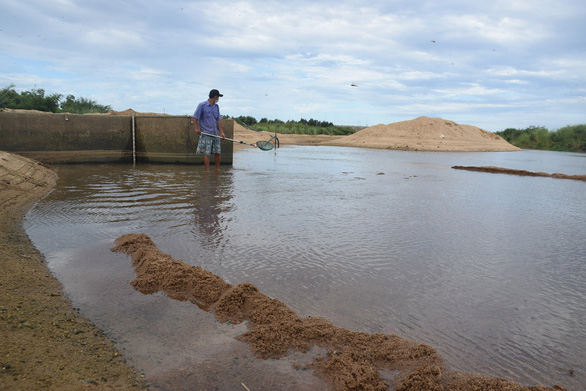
(0, 151), (145, 390)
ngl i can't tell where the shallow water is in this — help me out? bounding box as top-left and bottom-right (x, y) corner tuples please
(25, 147), (586, 390)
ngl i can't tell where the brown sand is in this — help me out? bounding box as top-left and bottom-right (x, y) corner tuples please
(233, 117), (521, 152)
(2, 108), (168, 116)
(452, 166), (586, 181)
(0, 151), (145, 390)
(112, 233), (564, 391)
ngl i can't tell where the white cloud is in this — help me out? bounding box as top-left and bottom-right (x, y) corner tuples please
(442, 15), (548, 47)
(83, 28), (145, 48)
(504, 80), (529, 85)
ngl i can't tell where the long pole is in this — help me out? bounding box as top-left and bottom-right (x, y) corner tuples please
(132, 115), (136, 165)
(203, 133), (257, 148)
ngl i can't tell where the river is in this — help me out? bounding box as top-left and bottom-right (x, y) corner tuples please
(25, 147), (585, 390)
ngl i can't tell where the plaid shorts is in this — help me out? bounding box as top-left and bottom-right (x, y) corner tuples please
(196, 133), (221, 156)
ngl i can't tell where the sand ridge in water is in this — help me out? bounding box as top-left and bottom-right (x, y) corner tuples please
(112, 233), (564, 391)
(452, 166), (586, 182)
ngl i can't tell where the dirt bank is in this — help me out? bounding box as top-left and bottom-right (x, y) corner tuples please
(112, 233), (564, 391)
(233, 117), (520, 152)
(0, 151), (146, 390)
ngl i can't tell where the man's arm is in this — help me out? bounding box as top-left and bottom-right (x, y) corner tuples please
(193, 102), (203, 134)
(217, 120), (225, 138)
(194, 118), (201, 134)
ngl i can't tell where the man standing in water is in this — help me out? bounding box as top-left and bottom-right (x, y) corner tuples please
(193, 89), (226, 172)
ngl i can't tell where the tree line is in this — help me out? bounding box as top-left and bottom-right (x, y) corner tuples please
(0, 84), (111, 114)
(232, 115), (335, 128)
(230, 115), (356, 136)
(496, 125), (586, 152)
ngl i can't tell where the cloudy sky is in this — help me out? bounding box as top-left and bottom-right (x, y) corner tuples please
(1, 0), (585, 132)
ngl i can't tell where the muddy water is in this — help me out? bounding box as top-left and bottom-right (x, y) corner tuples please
(25, 147), (585, 390)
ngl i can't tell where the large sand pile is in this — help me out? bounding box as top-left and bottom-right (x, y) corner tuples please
(324, 117), (520, 152)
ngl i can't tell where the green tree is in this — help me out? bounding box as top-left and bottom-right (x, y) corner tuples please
(234, 115), (257, 126)
(60, 94), (111, 114)
(497, 124), (586, 152)
(0, 85), (61, 112)
(0, 85), (111, 114)
(20, 88), (61, 112)
(0, 84), (19, 108)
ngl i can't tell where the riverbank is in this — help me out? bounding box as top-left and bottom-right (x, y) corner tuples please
(0, 151), (146, 390)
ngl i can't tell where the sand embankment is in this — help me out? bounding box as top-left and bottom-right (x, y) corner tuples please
(234, 116), (520, 152)
(0, 151), (144, 390)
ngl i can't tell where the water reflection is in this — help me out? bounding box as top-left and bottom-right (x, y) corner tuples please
(25, 149), (586, 390)
(191, 174), (232, 249)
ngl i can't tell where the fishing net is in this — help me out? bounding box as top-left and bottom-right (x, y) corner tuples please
(256, 141), (274, 151)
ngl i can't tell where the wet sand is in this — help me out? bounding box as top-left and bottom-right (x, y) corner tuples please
(112, 233), (564, 391)
(0, 151), (145, 390)
(452, 166), (586, 181)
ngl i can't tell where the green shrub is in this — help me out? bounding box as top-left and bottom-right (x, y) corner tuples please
(497, 124), (586, 152)
(233, 116), (356, 136)
(0, 84), (110, 114)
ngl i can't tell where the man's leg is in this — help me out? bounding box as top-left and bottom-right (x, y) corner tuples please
(214, 154), (221, 172)
(203, 155), (210, 172)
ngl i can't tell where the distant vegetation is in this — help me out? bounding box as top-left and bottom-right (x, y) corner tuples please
(230, 115), (357, 136)
(0, 84), (111, 114)
(496, 125), (586, 153)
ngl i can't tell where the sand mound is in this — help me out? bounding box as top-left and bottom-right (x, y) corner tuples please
(325, 116), (520, 152)
(112, 233), (562, 391)
(0, 151), (57, 213)
(1, 108), (51, 114)
(97, 108), (170, 116)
